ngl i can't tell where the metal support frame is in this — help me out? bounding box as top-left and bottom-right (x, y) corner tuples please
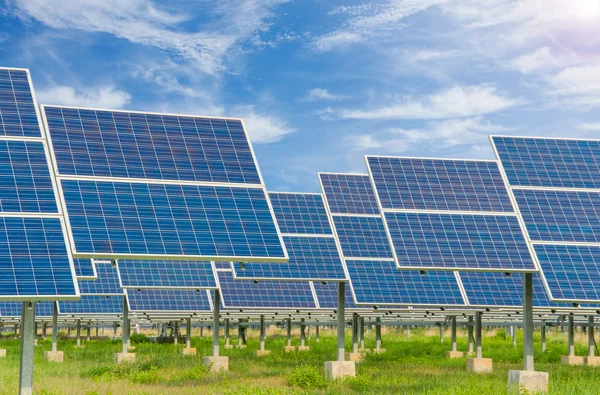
(468, 316), (474, 354)
(76, 319), (81, 347)
(475, 311), (483, 359)
(451, 316), (457, 352)
(19, 301), (35, 395)
(589, 316), (595, 357)
(259, 315), (266, 351)
(51, 301), (58, 352)
(337, 282), (345, 362)
(213, 289), (220, 357)
(359, 316), (365, 349)
(315, 321), (320, 342)
(523, 272), (534, 371)
(352, 313), (359, 353)
(174, 322), (179, 345)
(186, 317), (192, 349)
(541, 323), (546, 352)
(568, 314), (575, 357)
(286, 318), (292, 347)
(122, 296), (129, 354)
(439, 324), (444, 344)
(300, 318), (306, 347)
(376, 317), (382, 350)
(225, 318), (230, 347)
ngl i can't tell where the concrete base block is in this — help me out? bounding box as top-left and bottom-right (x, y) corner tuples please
(114, 352), (136, 364)
(466, 357), (493, 373)
(358, 348), (372, 353)
(181, 347), (196, 355)
(34, 339), (38, 346)
(508, 370), (549, 394)
(446, 351), (465, 359)
(586, 356), (600, 366)
(0, 349), (6, 358)
(235, 344), (247, 349)
(224, 345), (235, 349)
(44, 351), (64, 363)
(345, 352), (365, 362)
(284, 346), (296, 353)
(324, 361), (356, 380)
(203, 356), (229, 372)
(297, 346), (310, 351)
(128, 345), (136, 350)
(254, 350), (271, 357)
(561, 355), (585, 365)
(373, 348), (386, 353)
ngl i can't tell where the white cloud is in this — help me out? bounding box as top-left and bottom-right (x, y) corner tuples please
(407, 49), (458, 62)
(547, 62), (600, 107)
(233, 105), (295, 144)
(302, 88), (346, 102)
(334, 85), (518, 120)
(312, 0), (446, 52)
(578, 123), (600, 131)
(36, 85), (131, 109)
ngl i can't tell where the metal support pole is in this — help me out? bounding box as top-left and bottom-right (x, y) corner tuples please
(541, 323), (546, 352)
(439, 325), (444, 344)
(286, 318), (292, 347)
(513, 326), (517, 348)
(186, 317), (191, 349)
(225, 318), (230, 347)
(569, 314), (575, 357)
(76, 319), (81, 347)
(315, 321), (320, 343)
(259, 315), (266, 351)
(589, 316), (595, 357)
(174, 322), (179, 345)
(113, 322), (118, 336)
(51, 301), (58, 352)
(352, 313), (358, 353)
(42, 322), (47, 339)
(307, 324), (311, 341)
(376, 317), (382, 350)
(337, 282), (345, 362)
(451, 316), (457, 352)
(238, 319), (242, 346)
(19, 302), (35, 395)
(122, 296), (129, 354)
(300, 318), (306, 347)
(468, 315), (474, 354)
(213, 289), (220, 357)
(86, 322), (91, 341)
(359, 316), (365, 349)
(523, 272), (534, 371)
(475, 311), (483, 359)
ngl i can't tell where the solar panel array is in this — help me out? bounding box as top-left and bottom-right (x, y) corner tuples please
(0, 68), (78, 300)
(492, 136), (600, 302)
(78, 262), (123, 296)
(126, 288), (212, 312)
(0, 301), (54, 317)
(232, 192), (347, 281)
(73, 259), (97, 279)
(319, 173), (466, 307)
(42, 106), (288, 262)
(58, 295), (122, 315)
(117, 260), (217, 289)
(366, 156), (537, 272)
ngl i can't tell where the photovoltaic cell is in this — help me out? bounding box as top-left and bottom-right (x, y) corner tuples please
(0, 68), (40, 137)
(78, 263), (123, 295)
(59, 295), (122, 315)
(43, 107), (260, 184)
(333, 216), (392, 259)
(117, 260), (217, 289)
(366, 157), (513, 212)
(126, 289), (211, 312)
(0, 301), (54, 317)
(385, 212), (535, 271)
(312, 281), (357, 309)
(319, 173), (380, 215)
(218, 270), (316, 309)
(61, 180), (285, 259)
(73, 259), (96, 279)
(269, 193), (332, 234)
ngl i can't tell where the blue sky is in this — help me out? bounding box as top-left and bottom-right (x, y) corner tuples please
(1, 0), (600, 192)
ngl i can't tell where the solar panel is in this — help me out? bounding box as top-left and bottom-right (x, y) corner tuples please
(232, 192), (347, 281)
(78, 262), (123, 295)
(73, 259), (97, 279)
(58, 295), (122, 315)
(0, 301), (54, 317)
(42, 106), (287, 262)
(117, 260), (217, 289)
(0, 68), (78, 300)
(126, 288), (212, 312)
(319, 173), (467, 307)
(365, 156), (537, 272)
(492, 136), (600, 302)
(218, 269), (317, 309)
(312, 281), (357, 309)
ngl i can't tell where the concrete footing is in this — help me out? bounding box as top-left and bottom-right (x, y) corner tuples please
(255, 350), (271, 357)
(34, 339), (38, 346)
(466, 357), (493, 373)
(284, 346), (296, 352)
(114, 352), (136, 364)
(585, 356), (600, 366)
(235, 345), (247, 349)
(297, 346), (310, 351)
(203, 356), (229, 372)
(345, 352), (365, 362)
(373, 348), (386, 353)
(181, 348), (196, 356)
(324, 361), (356, 380)
(0, 349), (6, 358)
(224, 345), (235, 350)
(561, 355), (585, 365)
(44, 351), (64, 363)
(358, 348), (372, 353)
(446, 351), (465, 359)
(508, 370), (549, 394)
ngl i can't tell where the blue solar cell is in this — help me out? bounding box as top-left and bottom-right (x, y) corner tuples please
(0, 68), (41, 137)
(492, 136), (600, 188)
(386, 212), (536, 271)
(0, 301), (54, 317)
(514, 189), (600, 243)
(333, 216), (393, 259)
(43, 107), (260, 184)
(218, 270), (316, 309)
(347, 260), (464, 305)
(233, 236), (346, 281)
(0, 141), (57, 213)
(367, 156), (513, 212)
(269, 193), (332, 235)
(0, 217), (76, 297)
(59, 295), (122, 314)
(319, 173), (380, 215)
(78, 263), (122, 295)
(117, 260), (217, 288)
(534, 244), (600, 302)
(312, 282), (357, 309)
(213, 262), (232, 269)
(61, 179), (285, 259)
(73, 259), (96, 279)
(127, 289), (211, 312)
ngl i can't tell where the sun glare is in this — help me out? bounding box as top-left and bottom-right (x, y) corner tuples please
(574, 0), (600, 19)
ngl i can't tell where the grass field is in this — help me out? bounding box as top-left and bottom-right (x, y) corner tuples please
(0, 326), (599, 394)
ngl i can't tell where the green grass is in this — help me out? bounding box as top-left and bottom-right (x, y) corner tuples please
(0, 327), (598, 394)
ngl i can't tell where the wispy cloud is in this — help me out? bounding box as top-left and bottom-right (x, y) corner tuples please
(407, 49), (458, 62)
(36, 84), (131, 108)
(330, 85), (518, 120)
(301, 88), (346, 102)
(578, 123), (600, 131)
(232, 105), (295, 144)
